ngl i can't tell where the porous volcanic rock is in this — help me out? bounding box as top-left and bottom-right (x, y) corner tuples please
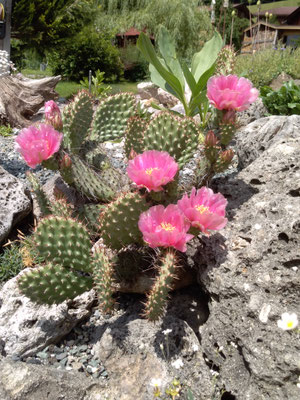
(0, 166), (32, 243)
(196, 115), (300, 399)
(0, 272), (96, 357)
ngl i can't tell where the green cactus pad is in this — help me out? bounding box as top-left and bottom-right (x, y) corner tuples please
(143, 112), (198, 167)
(144, 249), (178, 321)
(71, 155), (118, 202)
(99, 191), (149, 250)
(26, 172), (51, 216)
(34, 216), (92, 273)
(92, 247), (115, 313)
(90, 93), (136, 142)
(124, 116), (147, 159)
(77, 203), (105, 234)
(63, 90), (94, 153)
(18, 263), (93, 305)
(49, 198), (73, 218)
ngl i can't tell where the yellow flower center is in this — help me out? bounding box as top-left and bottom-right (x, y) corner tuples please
(195, 204), (210, 214)
(145, 167), (159, 175)
(287, 321), (294, 329)
(160, 222), (175, 232)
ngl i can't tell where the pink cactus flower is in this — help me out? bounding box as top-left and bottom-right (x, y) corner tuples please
(138, 204), (193, 252)
(44, 100), (63, 130)
(177, 187), (228, 235)
(15, 124), (63, 168)
(127, 150), (178, 192)
(207, 75), (259, 111)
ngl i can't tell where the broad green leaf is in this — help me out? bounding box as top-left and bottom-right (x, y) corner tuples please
(191, 31), (223, 83)
(137, 32), (185, 104)
(157, 26), (185, 89)
(195, 62), (216, 93)
(149, 64), (179, 99)
(189, 90), (208, 117)
(182, 62), (197, 96)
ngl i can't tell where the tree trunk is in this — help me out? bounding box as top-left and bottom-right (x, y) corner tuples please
(0, 73), (61, 128)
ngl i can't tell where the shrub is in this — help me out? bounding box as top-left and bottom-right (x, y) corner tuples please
(234, 47), (300, 88)
(0, 243), (24, 282)
(261, 81), (300, 115)
(118, 44), (149, 82)
(47, 27), (123, 82)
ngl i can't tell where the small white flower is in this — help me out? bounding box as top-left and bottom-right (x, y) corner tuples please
(297, 376), (300, 389)
(171, 358), (184, 369)
(219, 346), (224, 352)
(162, 329), (172, 335)
(150, 378), (162, 387)
(277, 312), (298, 330)
(192, 344), (199, 352)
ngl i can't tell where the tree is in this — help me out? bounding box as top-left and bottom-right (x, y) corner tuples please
(97, 0), (213, 60)
(11, 0), (99, 53)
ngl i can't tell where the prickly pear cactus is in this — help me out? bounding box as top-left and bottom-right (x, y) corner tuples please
(90, 93), (136, 142)
(143, 112), (199, 167)
(63, 90), (94, 153)
(99, 191), (149, 250)
(124, 116), (147, 159)
(215, 45), (236, 76)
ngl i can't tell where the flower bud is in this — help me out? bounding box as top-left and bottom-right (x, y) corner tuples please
(44, 100), (63, 131)
(205, 130), (219, 147)
(60, 154), (72, 169)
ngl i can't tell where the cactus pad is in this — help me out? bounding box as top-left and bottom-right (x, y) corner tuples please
(90, 93), (136, 142)
(18, 263), (93, 304)
(124, 116), (147, 159)
(99, 191), (149, 250)
(34, 216), (92, 273)
(63, 90), (94, 153)
(143, 113), (198, 167)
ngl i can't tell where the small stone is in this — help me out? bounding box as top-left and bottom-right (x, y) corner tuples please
(72, 362), (84, 372)
(86, 365), (97, 374)
(78, 344), (88, 352)
(56, 352), (68, 361)
(101, 370), (108, 377)
(36, 351), (49, 359)
(11, 355), (20, 361)
(59, 357), (68, 367)
(67, 340), (75, 346)
(26, 357), (41, 365)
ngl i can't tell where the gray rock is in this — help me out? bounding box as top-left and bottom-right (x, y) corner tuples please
(0, 166), (32, 243)
(137, 82), (159, 100)
(0, 272), (96, 357)
(237, 97), (268, 127)
(91, 306), (213, 400)
(196, 117), (300, 400)
(157, 88), (177, 107)
(0, 359), (107, 400)
(235, 115), (300, 168)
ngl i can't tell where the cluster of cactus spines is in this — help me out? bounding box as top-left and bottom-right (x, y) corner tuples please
(62, 90), (94, 153)
(77, 203), (105, 235)
(33, 216), (92, 273)
(26, 171), (51, 216)
(71, 155), (119, 202)
(90, 93), (136, 142)
(99, 191), (149, 251)
(144, 249), (178, 321)
(124, 116), (147, 159)
(219, 120), (237, 146)
(49, 198), (73, 219)
(92, 247), (116, 313)
(18, 263), (93, 305)
(143, 113), (199, 168)
(215, 45), (236, 76)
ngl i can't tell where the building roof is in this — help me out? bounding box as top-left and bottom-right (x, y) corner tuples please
(244, 21), (300, 31)
(251, 6), (299, 17)
(116, 27), (141, 37)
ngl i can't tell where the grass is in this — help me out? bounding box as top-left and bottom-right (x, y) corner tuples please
(20, 68), (139, 99)
(0, 243), (24, 283)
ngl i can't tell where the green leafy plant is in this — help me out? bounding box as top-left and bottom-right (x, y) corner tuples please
(260, 81), (300, 115)
(0, 243), (24, 282)
(0, 124), (13, 137)
(80, 70), (112, 99)
(137, 26), (223, 126)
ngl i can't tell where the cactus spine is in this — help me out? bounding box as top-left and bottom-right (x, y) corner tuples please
(144, 249), (178, 321)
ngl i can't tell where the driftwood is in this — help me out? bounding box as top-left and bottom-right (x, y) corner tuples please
(0, 73), (61, 128)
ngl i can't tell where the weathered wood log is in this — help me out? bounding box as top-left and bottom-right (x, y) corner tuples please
(0, 73), (61, 128)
